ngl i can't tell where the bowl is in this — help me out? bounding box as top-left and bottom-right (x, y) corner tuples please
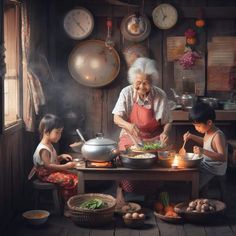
(119, 152), (156, 169)
(22, 210), (50, 226)
(67, 193), (116, 227)
(70, 141), (84, 153)
(154, 211), (183, 224)
(157, 151), (170, 160)
(123, 214), (145, 228)
(115, 202), (141, 215)
(174, 199), (226, 223)
(179, 153), (203, 168)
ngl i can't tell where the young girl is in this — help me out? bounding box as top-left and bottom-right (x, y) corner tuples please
(33, 114), (78, 207)
(183, 102), (227, 189)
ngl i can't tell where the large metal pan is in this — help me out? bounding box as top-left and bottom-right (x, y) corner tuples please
(119, 152), (156, 169)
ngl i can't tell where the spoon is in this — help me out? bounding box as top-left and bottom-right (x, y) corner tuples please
(126, 131), (143, 148)
(76, 128), (86, 142)
(179, 131), (189, 157)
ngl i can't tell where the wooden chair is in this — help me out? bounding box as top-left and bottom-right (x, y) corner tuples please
(33, 179), (62, 215)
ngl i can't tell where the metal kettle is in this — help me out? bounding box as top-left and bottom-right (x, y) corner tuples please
(170, 88), (195, 110)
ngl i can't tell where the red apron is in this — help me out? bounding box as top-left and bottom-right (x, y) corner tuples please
(119, 98), (163, 150)
(119, 97), (163, 193)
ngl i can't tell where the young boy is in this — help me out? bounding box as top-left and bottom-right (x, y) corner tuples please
(183, 102), (227, 189)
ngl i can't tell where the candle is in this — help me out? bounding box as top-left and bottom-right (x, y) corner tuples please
(171, 155), (179, 169)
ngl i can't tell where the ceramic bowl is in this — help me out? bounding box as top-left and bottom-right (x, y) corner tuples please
(22, 210), (49, 225)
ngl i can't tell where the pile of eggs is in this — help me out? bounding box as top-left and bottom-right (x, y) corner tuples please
(123, 212), (145, 219)
(186, 199), (216, 213)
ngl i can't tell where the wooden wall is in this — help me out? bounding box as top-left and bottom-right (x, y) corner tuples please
(1, 0), (236, 231)
(26, 0), (236, 151)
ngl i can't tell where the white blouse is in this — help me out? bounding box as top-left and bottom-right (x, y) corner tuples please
(33, 143), (57, 166)
(112, 85), (172, 125)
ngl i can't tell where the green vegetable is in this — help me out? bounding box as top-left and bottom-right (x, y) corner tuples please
(159, 192), (169, 207)
(79, 198), (107, 210)
(143, 142), (163, 150)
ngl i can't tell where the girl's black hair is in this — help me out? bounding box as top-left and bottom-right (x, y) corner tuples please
(39, 114), (63, 138)
(189, 102), (216, 123)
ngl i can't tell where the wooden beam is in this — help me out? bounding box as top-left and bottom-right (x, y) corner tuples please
(86, 5), (236, 19)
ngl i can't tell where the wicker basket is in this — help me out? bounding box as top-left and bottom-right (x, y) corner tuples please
(67, 193), (116, 227)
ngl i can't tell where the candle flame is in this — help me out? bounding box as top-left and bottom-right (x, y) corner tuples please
(172, 155), (179, 167)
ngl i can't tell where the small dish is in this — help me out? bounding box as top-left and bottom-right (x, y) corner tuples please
(22, 210), (50, 226)
(115, 202), (141, 215)
(154, 211), (183, 224)
(123, 215), (145, 228)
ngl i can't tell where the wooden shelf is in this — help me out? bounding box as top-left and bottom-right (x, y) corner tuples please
(172, 110), (236, 121)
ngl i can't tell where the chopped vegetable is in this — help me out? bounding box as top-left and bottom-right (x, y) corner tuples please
(143, 142), (163, 150)
(79, 198), (107, 210)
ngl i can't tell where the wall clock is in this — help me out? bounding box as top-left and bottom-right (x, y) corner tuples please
(68, 40), (120, 87)
(63, 7), (94, 40)
(120, 14), (151, 42)
(152, 3), (178, 30)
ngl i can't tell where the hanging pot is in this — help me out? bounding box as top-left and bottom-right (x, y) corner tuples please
(81, 133), (119, 162)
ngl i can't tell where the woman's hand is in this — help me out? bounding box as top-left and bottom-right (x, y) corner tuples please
(127, 123), (140, 138)
(193, 146), (203, 156)
(183, 131), (191, 142)
(160, 132), (169, 144)
(58, 154), (73, 162)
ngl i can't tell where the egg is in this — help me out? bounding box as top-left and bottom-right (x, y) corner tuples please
(139, 213), (145, 219)
(132, 212), (139, 219)
(124, 213), (132, 219)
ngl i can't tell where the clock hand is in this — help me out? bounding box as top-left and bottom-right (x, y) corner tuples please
(72, 16), (86, 33)
(160, 7), (166, 21)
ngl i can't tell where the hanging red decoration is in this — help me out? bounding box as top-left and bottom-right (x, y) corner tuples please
(195, 19), (205, 28)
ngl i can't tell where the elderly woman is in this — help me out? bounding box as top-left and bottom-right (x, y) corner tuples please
(113, 57), (172, 151)
(112, 57), (172, 194)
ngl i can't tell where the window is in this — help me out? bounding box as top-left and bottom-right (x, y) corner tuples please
(4, 4), (21, 128)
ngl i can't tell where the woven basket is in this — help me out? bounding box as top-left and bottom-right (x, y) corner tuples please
(67, 193), (116, 227)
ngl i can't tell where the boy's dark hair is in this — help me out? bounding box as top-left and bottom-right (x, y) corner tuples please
(39, 114), (63, 138)
(189, 102), (216, 123)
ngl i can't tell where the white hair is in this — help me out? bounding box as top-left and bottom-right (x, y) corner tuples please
(127, 57), (159, 84)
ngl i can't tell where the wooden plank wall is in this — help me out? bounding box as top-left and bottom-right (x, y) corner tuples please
(1, 0), (236, 231)
(0, 129), (37, 232)
(26, 0), (236, 151)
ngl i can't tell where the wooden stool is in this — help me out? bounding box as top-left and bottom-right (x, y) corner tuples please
(33, 179), (62, 215)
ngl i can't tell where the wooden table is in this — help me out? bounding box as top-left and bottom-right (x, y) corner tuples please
(74, 163), (199, 199)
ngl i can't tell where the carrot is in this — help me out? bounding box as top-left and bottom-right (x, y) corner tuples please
(165, 211), (177, 217)
(164, 205), (174, 213)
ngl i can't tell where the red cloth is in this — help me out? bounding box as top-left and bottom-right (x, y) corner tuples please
(119, 99), (163, 193)
(37, 167), (78, 201)
(119, 100), (163, 150)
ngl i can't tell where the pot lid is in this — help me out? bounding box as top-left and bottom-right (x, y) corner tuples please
(85, 133), (116, 146)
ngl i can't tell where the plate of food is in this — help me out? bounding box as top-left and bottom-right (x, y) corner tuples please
(153, 192), (183, 223)
(154, 211), (183, 223)
(174, 199), (226, 223)
(115, 202), (141, 215)
(129, 142), (169, 153)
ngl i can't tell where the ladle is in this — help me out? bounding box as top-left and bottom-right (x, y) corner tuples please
(76, 128), (86, 142)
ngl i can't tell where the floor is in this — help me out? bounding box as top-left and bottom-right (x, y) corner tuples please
(3, 170), (236, 236)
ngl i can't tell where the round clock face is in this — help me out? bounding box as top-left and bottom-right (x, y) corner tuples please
(63, 7), (94, 40)
(152, 3), (178, 29)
